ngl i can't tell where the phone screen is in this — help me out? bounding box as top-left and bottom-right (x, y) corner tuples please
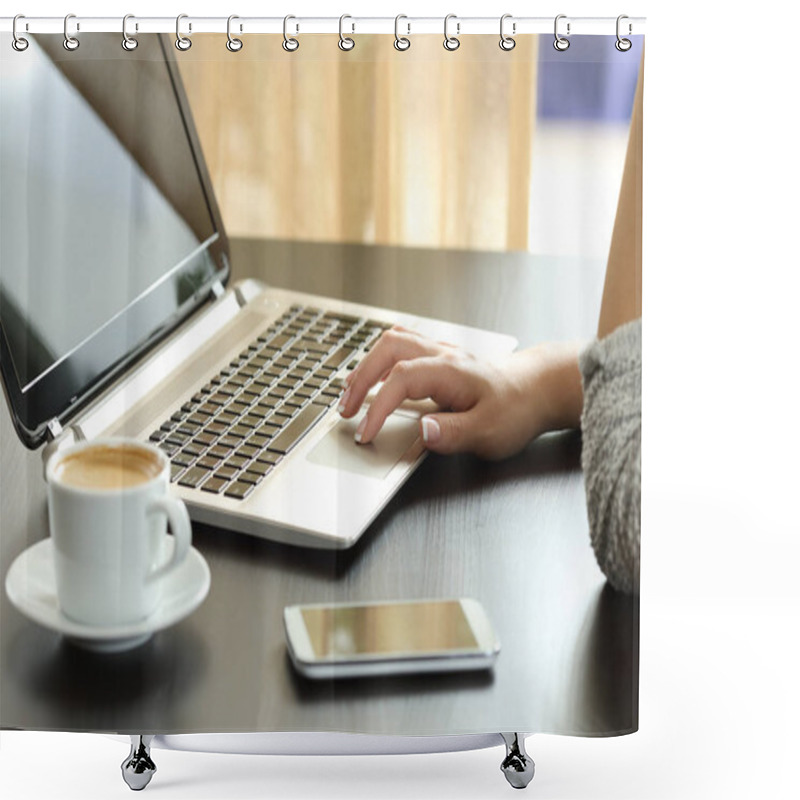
(301, 601), (478, 658)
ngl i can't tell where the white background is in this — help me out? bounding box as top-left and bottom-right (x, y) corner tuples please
(2, 1), (799, 798)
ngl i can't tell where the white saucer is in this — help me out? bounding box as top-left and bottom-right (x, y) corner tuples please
(4, 538), (210, 653)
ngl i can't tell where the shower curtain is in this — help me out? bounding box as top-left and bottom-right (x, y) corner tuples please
(0, 19), (642, 795)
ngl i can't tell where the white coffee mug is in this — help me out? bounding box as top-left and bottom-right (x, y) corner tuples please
(46, 438), (192, 626)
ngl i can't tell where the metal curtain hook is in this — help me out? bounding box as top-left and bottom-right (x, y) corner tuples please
(122, 14), (138, 51)
(226, 15), (243, 51)
(12, 14), (29, 52)
(394, 14), (410, 51)
(443, 14), (460, 51)
(283, 15), (299, 51)
(63, 13), (79, 51)
(175, 14), (192, 51)
(339, 14), (355, 51)
(499, 14), (516, 51)
(553, 14), (570, 51)
(615, 14), (632, 51)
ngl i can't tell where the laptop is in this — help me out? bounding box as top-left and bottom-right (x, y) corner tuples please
(0, 34), (516, 549)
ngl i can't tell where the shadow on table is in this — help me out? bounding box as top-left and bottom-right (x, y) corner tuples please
(285, 651), (495, 706)
(4, 623), (209, 732)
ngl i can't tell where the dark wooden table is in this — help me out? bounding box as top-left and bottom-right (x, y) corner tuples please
(0, 237), (637, 737)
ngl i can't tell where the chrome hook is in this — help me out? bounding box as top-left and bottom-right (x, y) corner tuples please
(122, 14), (138, 51)
(339, 14), (355, 51)
(226, 15), (243, 52)
(499, 14), (516, 51)
(394, 14), (410, 51)
(12, 14), (29, 52)
(553, 14), (570, 51)
(283, 15), (299, 52)
(443, 14), (460, 51)
(615, 15), (632, 52)
(63, 13), (79, 51)
(175, 14), (192, 51)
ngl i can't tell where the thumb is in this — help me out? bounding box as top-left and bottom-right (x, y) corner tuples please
(420, 412), (478, 455)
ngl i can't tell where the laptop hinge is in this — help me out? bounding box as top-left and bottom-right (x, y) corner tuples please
(46, 419), (63, 442)
(210, 280), (225, 300)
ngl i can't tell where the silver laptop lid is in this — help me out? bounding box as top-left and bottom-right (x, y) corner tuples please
(0, 34), (230, 448)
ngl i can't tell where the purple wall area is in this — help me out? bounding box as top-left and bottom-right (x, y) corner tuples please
(537, 35), (643, 122)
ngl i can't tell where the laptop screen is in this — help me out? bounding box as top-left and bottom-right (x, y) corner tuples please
(0, 34), (228, 446)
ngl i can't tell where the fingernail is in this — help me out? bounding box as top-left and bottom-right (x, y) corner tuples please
(354, 416), (367, 444)
(421, 417), (440, 444)
(338, 387), (351, 415)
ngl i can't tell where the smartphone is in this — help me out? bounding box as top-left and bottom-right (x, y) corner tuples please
(284, 598), (500, 679)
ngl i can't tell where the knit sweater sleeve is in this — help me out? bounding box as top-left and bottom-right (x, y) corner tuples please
(578, 318), (641, 594)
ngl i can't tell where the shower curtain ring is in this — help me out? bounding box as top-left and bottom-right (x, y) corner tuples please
(63, 13), (80, 51)
(443, 14), (460, 51)
(283, 15), (299, 51)
(394, 15), (411, 51)
(12, 15), (29, 52)
(339, 14), (355, 51)
(175, 14), (192, 51)
(499, 14), (516, 51)
(615, 15), (632, 51)
(226, 15), (243, 52)
(122, 15), (138, 51)
(553, 14), (570, 51)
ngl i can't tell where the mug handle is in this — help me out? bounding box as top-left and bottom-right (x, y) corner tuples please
(146, 496), (192, 582)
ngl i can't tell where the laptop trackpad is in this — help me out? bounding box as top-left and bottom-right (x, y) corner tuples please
(307, 413), (420, 480)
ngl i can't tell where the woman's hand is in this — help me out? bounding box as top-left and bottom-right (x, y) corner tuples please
(338, 327), (584, 460)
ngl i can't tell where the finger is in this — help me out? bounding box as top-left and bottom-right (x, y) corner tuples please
(354, 357), (471, 445)
(420, 410), (483, 455)
(340, 329), (443, 418)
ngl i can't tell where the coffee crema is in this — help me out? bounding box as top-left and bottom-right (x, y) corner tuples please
(56, 444), (162, 490)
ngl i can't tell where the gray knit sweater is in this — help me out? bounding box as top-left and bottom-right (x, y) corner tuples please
(579, 318), (641, 594)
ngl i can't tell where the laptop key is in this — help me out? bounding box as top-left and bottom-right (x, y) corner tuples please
(159, 441), (180, 457)
(256, 451), (282, 466)
(182, 441), (206, 457)
(178, 466), (210, 489)
(236, 444), (260, 460)
(266, 402), (327, 455)
(238, 471), (264, 486)
(323, 312), (361, 326)
(264, 333), (292, 350)
(214, 466), (239, 481)
(246, 433), (271, 449)
(225, 455), (250, 470)
(295, 385), (316, 399)
(246, 461), (273, 477)
(169, 464), (185, 482)
(225, 481), (254, 500)
(201, 477), (228, 494)
(172, 451), (196, 468)
(149, 430), (167, 443)
(197, 455), (222, 470)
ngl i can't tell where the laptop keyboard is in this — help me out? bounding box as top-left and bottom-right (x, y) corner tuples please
(148, 304), (391, 500)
